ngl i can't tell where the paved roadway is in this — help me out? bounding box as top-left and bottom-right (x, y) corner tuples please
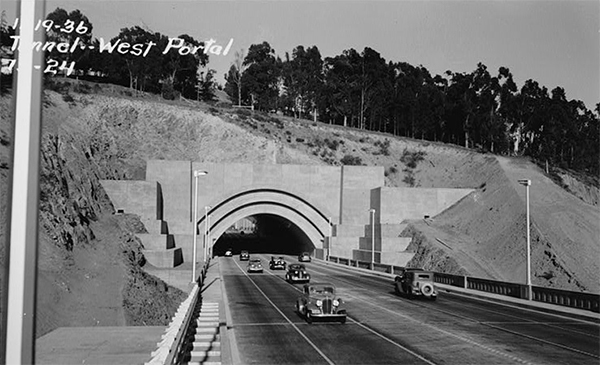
(221, 254), (600, 365)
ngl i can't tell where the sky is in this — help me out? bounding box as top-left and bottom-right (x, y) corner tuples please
(3, 0), (599, 110)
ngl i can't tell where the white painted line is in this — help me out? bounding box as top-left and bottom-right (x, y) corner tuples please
(263, 267), (437, 365)
(233, 260), (336, 365)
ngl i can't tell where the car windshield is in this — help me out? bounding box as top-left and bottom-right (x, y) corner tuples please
(310, 286), (335, 295)
(250, 260), (260, 264)
(289, 264), (304, 270)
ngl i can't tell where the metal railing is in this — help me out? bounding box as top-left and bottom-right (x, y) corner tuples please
(327, 256), (599, 313)
(145, 259), (210, 365)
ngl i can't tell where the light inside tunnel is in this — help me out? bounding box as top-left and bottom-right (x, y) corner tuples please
(213, 214), (315, 256)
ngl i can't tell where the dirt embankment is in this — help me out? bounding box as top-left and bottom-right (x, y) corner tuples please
(403, 156), (599, 293)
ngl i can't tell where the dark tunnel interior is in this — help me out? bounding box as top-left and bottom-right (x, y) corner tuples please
(212, 214), (316, 256)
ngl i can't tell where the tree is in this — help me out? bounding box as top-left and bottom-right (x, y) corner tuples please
(161, 34), (208, 99)
(281, 45), (324, 120)
(242, 42), (281, 111)
(44, 8), (94, 73)
(197, 67), (217, 101)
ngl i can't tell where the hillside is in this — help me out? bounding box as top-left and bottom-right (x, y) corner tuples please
(0, 78), (598, 338)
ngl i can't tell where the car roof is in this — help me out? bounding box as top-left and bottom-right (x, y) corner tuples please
(249, 259), (261, 262)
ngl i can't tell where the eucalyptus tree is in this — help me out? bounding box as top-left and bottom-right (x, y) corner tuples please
(242, 42), (281, 111)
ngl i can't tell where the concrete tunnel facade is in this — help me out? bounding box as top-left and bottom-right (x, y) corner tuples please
(101, 160), (473, 268)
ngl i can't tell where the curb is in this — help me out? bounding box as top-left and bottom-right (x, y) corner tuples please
(314, 258), (600, 323)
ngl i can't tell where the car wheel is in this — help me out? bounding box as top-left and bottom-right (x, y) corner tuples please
(340, 316), (346, 324)
(306, 312), (312, 324)
(421, 283), (434, 297)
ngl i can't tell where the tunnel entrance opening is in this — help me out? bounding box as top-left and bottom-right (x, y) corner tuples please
(213, 214), (314, 257)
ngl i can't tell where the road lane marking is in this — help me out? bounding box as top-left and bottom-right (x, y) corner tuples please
(264, 265), (439, 365)
(308, 266), (534, 365)
(312, 260), (600, 336)
(232, 259), (335, 365)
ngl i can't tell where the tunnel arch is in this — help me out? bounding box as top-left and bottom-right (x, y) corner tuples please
(196, 188), (333, 254)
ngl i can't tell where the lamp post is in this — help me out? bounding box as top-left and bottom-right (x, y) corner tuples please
(369, 209), (376, 270)
(518, 179), (532, 300)
(327, 217), (332, 261)
(204, 206), (211, 262)
(192, 170), (208, 283)
(207, 213), (213, 258)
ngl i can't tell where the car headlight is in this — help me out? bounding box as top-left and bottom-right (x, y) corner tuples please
(333, 299), (340, 306)
(316, 300), (323, 307)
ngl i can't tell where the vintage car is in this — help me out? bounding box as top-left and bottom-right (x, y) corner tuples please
(247, 259), (263, 273)
(239, 250), (250, 261)
(285, 264), (310, 283)
(296, 282), (346, 324)
(224, 248), (233, 257)
(393, 268), (438, 300)
(298, 252), (311, 262)
(269, 256), (287, 270)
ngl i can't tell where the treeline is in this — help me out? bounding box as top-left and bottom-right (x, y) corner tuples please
(0, 8), (218, 101)
(224, 42), (599, 176)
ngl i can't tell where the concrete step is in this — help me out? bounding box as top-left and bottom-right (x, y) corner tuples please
(137, 233), (175, 250)
(364, 223), (409, 237)
(193, 327), (219, 335)
(145, 219), (169, 235)
(192, 341), (221, 349)
(358, 236), (411, 251)
(333, 224), (366, 237)
(194, 334), (220, 342)
(143, 247), (183, 268)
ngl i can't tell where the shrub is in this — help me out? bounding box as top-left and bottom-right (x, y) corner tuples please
(374, 139), (390, 156)
(400, 148), (426, 169)
(340, 154), (362, 166)
(208, 107), (219, 115)
(74, 83), (92, 94)
(62, 93), (74, 103)
(324, 138), (339, 151)
(296, 138), (305, 143)
(235, 108), (252, 117)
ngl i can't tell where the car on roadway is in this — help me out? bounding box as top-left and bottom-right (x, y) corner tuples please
(224, 248), (233, 257)
(239, 250), (250, 261)
(298, 252), (311, 262)
(296, 282), (346, 324)
(285, 264), (310, 283)
(269, 256), (287, 270)
(247, 259), (263, 273)
(393, 268), (438, 300)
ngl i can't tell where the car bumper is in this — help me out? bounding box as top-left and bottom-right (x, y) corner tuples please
(271, 265), (286, 269)
(288, 276), (310, 282)
(309, 312), (346, 319)
(248, 268), (263, 272)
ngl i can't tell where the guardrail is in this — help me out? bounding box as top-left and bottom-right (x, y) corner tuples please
(145, 259), (210, 365)
(327, 256), (599, 313)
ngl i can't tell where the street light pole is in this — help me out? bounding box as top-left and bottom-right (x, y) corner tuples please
(207, 214), (212, 258)
(369, 209), (376, 270)
(192, 170), (208, 283)
(204, 206), (211, 262)
(327, 217), (332, 261)
(518, 179), (532, 300)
